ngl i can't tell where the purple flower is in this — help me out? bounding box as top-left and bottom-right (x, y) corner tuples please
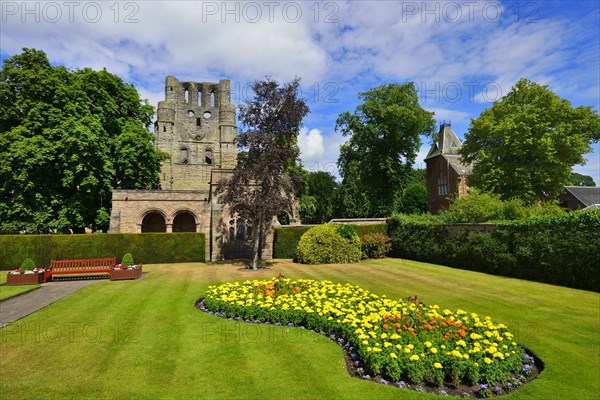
(440, 390), (447, 395)
(351, 353), (358, 359)
(329, 334), (336, 340)
(354, 360), (360, 366)
(380, 378), (387, 384)
(416, 387), (424, 393)
(287, 322), (294, 326)
(522, 364), (532, 372)
(480, 384), (488, 389)
(494, 386), (501, 392)
(397, 381), (406, 388)
(362, 374), (370, 379)
(507, 382), (513, 387)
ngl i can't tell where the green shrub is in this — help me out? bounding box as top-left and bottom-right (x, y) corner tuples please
(121, 253), (134, 266)
(0, 233), (205, 269)
(273, 224), (387, 259)
(387, 210), (600, 292)
(20, 258), (35, 272)
(360, 233), (391, 259)
(296, 224), (361, 264)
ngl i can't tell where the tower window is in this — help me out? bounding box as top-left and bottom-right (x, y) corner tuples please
(180, 147), (189, 164)
(210, 91), (215, 107)
(198, 90), (202, 106)
(196, 118), (201, 127)
(184, 89), (189, 103)
(163, 125), (166, 132)
(205, 149), (213, 165)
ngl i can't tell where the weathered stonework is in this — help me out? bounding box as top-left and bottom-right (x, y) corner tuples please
(109, 76), (293, 261)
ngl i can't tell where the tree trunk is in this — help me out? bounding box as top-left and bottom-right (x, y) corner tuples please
(251, 225), (260, 270)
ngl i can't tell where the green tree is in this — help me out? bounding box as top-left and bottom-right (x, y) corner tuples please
(0, 48), (166, 233)
(568, 172), (596, 187)
(397, 182), (428, 214)
(336, 83), (436, 216)
(460, 78), (600, 203)
(302, 171), (338, 223)
(216, 77), (309, 269)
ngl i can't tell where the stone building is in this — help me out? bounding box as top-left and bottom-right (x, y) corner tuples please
(424, 123), (473, 214)
(109, 76), (297, 261)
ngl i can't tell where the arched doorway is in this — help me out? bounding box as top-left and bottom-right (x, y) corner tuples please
(222, 212), (253, 260)
(141, 212), (166, 233)
(173, 212), (196, 232)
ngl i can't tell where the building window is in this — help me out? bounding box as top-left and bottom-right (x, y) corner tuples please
(438, 175), (449, 196)
(205, 149), (213, 165)
(180, 147), (189, 164)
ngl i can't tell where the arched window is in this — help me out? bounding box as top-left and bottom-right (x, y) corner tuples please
(197, 89), (202, 106)
(184, 89), (189, 103)
(173, 212), (196, 232)
(205, 149), (213, 165)
(141, 212), (166, 233)
(210, 91), (215, 107)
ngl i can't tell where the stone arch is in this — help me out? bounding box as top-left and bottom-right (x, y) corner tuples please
(172, 209), (198, 232)
(140, 210), (167, 233)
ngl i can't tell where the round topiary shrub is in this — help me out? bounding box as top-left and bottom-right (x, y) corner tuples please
(121, 253), (134, 266)
(296, 223), (361, 264)
(20, 258), (35, 272)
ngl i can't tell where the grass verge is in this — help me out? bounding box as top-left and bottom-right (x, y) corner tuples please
(0, 259), (598, 399)
(0, 271), (40, 301)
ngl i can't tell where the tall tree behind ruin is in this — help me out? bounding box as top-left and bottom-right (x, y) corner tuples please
(336, 83), (436, 217)
(0, 48), (167, 233)
(216, 77), (309, 269)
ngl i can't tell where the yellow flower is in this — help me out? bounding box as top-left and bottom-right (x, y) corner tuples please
(390, 353), (398, 359)
(484, 357), (492, 365)
(430, 348), (438, 354)
(424, 341), (432, 348)
(410, 354), (420, 361)
(434, 362), (443, 369)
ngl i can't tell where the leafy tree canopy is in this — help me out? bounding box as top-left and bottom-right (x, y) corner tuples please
(336, 82), (435, 217)
(568, 172), (596, 187)
(302, 171), (339, 224)
(460, 78), (600, 203)
(0, 49), (167, 232)
(216, 77), (309, 269)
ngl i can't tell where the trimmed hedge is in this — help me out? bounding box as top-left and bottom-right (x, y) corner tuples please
(0, 233), (205, 269)
(388, 210), (600, 292)
(273, 223), (388, 259)
(273, 226), (314, 259)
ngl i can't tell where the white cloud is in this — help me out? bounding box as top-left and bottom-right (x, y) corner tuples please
(298, 127), (325, 165)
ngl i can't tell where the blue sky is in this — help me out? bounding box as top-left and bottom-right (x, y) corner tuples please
(2, 0), (599, 184)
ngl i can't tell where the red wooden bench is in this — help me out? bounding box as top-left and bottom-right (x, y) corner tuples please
(44, 257), (116, 283)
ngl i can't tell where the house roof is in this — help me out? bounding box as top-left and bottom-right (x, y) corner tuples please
(563, 186), (600, 207)
(425, 123), (464, 160)
(424, 123), (473, 176)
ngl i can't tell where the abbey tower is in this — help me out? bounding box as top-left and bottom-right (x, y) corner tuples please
(155, 76), (237, 190)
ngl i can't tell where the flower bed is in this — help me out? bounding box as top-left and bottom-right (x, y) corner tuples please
(202, 277), (538, 396)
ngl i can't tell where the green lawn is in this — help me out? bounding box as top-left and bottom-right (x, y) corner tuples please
(0, 259), (598, 399)
(0, 272), (40, 301)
